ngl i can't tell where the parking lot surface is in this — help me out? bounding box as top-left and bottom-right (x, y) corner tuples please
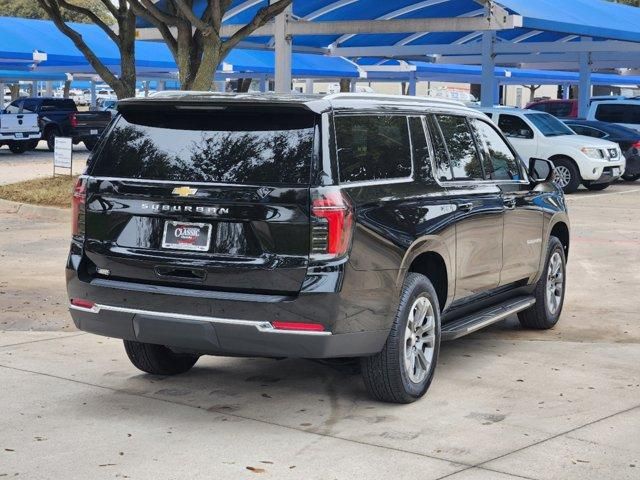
(1, 183), (639, 479)
(0, 142), (88, 185)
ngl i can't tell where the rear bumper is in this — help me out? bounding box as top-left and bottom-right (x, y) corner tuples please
(69, 302), (388, 358)
(0, 131), (40, 142)
(69, 127), (104, 141)
(66, 257), (397, 358)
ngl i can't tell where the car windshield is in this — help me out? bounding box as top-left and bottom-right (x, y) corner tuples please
(525, 113), (575, 137)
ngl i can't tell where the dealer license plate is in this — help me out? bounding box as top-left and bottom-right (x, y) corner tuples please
(612, 168), (621, 176)
(162, 221), (212, 252)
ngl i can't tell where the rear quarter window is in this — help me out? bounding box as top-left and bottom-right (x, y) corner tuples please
(90, 109), (317, 185)
(334, 115), (412, 183)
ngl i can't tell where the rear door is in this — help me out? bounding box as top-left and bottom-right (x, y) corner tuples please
(428, 114), (504, 301)
(84, 104), (318, 295)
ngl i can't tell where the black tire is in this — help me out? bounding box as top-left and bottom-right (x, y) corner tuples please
(622, 173), (640, 182)
(553, 157), (581, 194)
(518, 236), (566, 330)
(361, 273), (441, 404)
(123, 340), (199, 375)
(584, 182), (610, 191)
(8, 143), (27, 154)
(45, 128), (60, 152)
(84, 139), (97, 151)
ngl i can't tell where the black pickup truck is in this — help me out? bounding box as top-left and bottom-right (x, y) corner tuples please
(5, 97), (112, 151)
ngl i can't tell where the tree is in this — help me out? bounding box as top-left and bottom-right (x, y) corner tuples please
(524, 85), (542, 102)
(0, 0), (113, 23)
(129, 0), (292, 91)
(37, 1), (137, 99)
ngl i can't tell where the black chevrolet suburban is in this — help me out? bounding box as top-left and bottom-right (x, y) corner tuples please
(67, 93), (570, 403)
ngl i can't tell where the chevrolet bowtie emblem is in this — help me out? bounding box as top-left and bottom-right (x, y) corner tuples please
(172, 186), (198, 197)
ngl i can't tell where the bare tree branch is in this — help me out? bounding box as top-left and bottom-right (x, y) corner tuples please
(57, 0), (120, 45)
(222, 0), (291, 54)
(173, 0), (214, 36)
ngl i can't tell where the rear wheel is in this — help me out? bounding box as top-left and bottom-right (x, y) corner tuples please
(8, 143), (27, 154)
(361, 273), (441, 403)
(584, 182), (610, 191)
(84, 139), (97, 151)
(123, 340), (199, 375)
(518, 236), (566, 330)
(553, 158), (581, 194)
(45, 128), (60, 152)
(26, 140), (39, 150)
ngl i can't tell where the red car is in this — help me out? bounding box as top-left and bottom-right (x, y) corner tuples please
(526, 99), (578, 119)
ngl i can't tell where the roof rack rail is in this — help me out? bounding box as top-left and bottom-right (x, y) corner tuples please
(323, 92), (466, 107)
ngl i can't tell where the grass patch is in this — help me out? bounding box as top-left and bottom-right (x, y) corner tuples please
(0, 175), (78, 208)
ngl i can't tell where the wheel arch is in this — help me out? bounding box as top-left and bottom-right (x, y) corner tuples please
(550, 220), (570, 260)
(399, 237), (454, 312)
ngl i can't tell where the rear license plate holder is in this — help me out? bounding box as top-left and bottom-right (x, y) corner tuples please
(162, 221), (212, 252)
(90, 129), (98, 135)
(612, 167), (621, 177)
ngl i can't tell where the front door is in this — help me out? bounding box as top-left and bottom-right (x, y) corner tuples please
(496, 113), (538, 162)
(428, 114), (504, 301)
(469, 118), (544, 286)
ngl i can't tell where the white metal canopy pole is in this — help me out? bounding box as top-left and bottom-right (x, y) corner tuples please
(274, 2), (293, 93)
(578, 52), (592, 119)
(90, 80), (97, 107)
(480, 30), (497, 107)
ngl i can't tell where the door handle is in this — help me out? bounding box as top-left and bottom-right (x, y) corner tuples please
(503, 197), (517, 209)
(458, 202), (474, 212)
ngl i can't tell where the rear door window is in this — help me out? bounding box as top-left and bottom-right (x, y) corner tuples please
(545, 102), (573, 118)
(595, 103), (640, 125)
(334, 115), (412, 183)
(4, 100), (22, 113)
(90, 109), (316, 185)
(434, 114), (485, 181)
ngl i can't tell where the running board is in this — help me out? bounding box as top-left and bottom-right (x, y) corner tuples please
(441, 296), (536, 341)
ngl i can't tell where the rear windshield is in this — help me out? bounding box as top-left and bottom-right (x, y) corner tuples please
(595, 103), (640, 125)
(90, 109), (316, 185)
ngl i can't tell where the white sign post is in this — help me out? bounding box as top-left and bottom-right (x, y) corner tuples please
(53, 137), (73, 177)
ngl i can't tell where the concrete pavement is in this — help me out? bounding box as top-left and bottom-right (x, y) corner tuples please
(0, 183), (639, 479)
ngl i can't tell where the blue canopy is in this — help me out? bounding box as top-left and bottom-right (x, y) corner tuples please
(0, 70), (68, 82)
(0, 17), (358, 79)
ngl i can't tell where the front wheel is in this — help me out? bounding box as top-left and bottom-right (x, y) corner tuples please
(584, 182), (610, 191)
(518, 236), (567, 330)
(84, 139), (97, 151)
(553, 158), (581, 194)
(123, 340), (199, 375)
(361, 273), (441, 403)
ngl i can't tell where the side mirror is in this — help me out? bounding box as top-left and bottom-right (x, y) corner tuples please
(529, 158), (555, 183)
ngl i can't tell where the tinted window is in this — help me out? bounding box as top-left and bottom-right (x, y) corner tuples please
(21, 99), (38, 113)
(42, 99), (76, 111)
(335, 115), (412, 183)
(527, 103), (547, 113)
(408, 116), (432, 181)
(567, 124), (607, 138)
(498, 114), (534, 139)
(427, 115), (453, 181)
(595, 103), (640, 125)
(470, 119), (522, 181)
(545, 102), (573, 118)
(90, 110), (315, 185)
(435, 115), (484, 181)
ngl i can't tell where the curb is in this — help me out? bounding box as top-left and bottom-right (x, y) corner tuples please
(0, 198), (70, 223)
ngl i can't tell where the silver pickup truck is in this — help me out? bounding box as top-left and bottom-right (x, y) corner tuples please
(0, 108), (41, 154)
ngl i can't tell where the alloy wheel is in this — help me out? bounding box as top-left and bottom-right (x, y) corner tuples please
(404, 296), (436, 384)
(546, 251), (564, 315)
(554, 166), (571, 189)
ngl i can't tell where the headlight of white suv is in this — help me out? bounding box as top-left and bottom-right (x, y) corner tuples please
(580, 147), (605, 159)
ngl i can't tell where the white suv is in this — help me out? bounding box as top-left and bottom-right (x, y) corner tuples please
(479, 108), (625, 193)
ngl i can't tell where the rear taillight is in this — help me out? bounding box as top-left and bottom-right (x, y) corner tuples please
(310, 188), (354, 259)
(69, 112), (78, 128)
(71, 177), (86, 236)
(632, 141), (640, 152)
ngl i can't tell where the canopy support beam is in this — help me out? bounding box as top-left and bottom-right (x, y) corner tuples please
(274, 2), (292, 93)
(481, 31), (497, 107)
(578, 52), (592, 119)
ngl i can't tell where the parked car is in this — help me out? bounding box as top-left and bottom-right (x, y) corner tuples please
(587, 99), (640, 132)
(5, 97), (112, 151)
(96, 97), (118, 118)
(67, 93), (570, 403)
(0, 105), (40, 153)
(479, 107), (625, 193)
(526, 99), (578, 119)
(564, 119), (640, 182)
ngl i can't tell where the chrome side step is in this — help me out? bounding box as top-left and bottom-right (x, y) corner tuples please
(441, 296), (536, 341)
